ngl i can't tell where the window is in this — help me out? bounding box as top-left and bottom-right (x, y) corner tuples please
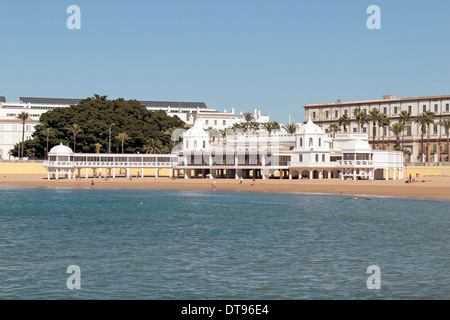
(406, 125), (412, 136)
(309, 138), (313, 147)
(312, 112), (316, 119)
(203, 141), (206, 148)
(315, 154), (319, 162)
(223, 120), (226, 125)
(383, 107), (387, 114)
(434, 104), (438, 112)
(433, 144), (437, 153)
(299, 138), (303, 147)
(205, 120), (209, 125)
(408, 106), (412, 114)
(214, 120), (217, 125)
(319, 138), (321, 147)
(344, 110), (348, 115)
(299, 154), (303, 162)
(383, 127), (387, 136)
(353, 128), (357, 133)
(446, 104), (449, 112)
(325, 111), (329, 118)
(433, 124), (438, 135)
(335, 110), (338, 118)
(322, 154), (325, 162)
(394, 107), (398, 114)
(363, 127), (367, 133)
(423, 105), (427, 112)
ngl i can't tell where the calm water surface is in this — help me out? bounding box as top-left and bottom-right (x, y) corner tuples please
(0, 187), (448, 299)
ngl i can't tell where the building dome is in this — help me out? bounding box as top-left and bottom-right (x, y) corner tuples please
(298, 119), (324, 135)
(48, 143), (73, 156)
(184, 122), (209, 137)
(342, 139), (372, 153)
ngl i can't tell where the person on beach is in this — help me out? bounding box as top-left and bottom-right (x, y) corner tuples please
(240, 176), (243, 184)
(91, 179), (94, 188)
(251, 177), (255, 186)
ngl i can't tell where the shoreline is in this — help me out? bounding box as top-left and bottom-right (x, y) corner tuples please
(1, 174), (449, 200)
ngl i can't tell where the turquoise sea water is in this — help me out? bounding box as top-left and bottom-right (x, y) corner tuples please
(0, 187), (448, 299)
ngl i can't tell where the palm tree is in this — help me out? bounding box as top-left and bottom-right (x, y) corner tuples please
(283, 123), (298, 135)
(414, 111), (435, 162)
(242, 112), (255, 132)
(414, 111), (434, 162)
(16, 112), (30, 160)
(230, 122), (245, 133)
(39, 127), (53, 160)
(262, 121), (280, 136)
(354, 107), (369, 132)
(143, 138), (162, 154)
(415, 113), (428, 162)
(95, 143), (102, 153)
(390, 122), (406, 149)
(399, 110), (412, 149)
(116, 132), (130, 154)
(338, 114), (351, 133)
(249, 121), (260, 132)
(378, 114), (390, 150)
(67, 123), (83, 152)
(368, 108), (381, 147)
(328, 123), (341, 138)
(440, 118), (450, 162)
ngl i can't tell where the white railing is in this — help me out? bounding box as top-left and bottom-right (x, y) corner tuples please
(338, 160), (373, 166)
(45, 161), (175, 168)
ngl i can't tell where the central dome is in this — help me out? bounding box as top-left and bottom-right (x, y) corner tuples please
(48, 143), (73, 155)
(184, 122), (209, 137)
(298, 119), (324, 134)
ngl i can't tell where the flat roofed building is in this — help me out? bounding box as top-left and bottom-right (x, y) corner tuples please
(304, 94), (450, 163)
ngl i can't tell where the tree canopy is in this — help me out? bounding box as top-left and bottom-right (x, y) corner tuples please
(9, 95), (185, 158)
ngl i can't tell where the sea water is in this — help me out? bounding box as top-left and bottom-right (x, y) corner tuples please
(0, 187), (448, 299)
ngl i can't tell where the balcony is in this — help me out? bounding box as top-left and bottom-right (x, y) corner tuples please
(337, 160), (374, 167)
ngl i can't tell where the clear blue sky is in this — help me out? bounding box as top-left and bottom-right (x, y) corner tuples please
(1, 0), (449, 123)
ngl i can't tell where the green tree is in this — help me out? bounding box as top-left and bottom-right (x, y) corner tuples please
(116, 133), (130, 154)
(67, 123), (83, 153)
(283, 123), (298, 135)
(143, 138), (162, 154)
(440, 118), (450, 162)
(242, 112), (255, 132)
(368, 108), (381, 148)
(39, 127), (54, 160)
(390, 122), (406, 148)
(399, 111), (412, 149)
(16, 111), (30, 159)
(354, 107), (369, 132)
(328, 123), (340, 138)
(378, 114), (390, 150)
(26, 95), (185, 156)
(338, 114), (351, 132)
(415, 111), (435, 162)
(262, 121), (280, 136)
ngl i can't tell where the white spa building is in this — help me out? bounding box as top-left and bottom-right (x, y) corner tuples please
(44, 119), (404, 181)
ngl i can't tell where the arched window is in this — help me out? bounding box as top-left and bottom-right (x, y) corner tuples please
(299, 138), (303, 147)
(319, 138), (321, 147)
